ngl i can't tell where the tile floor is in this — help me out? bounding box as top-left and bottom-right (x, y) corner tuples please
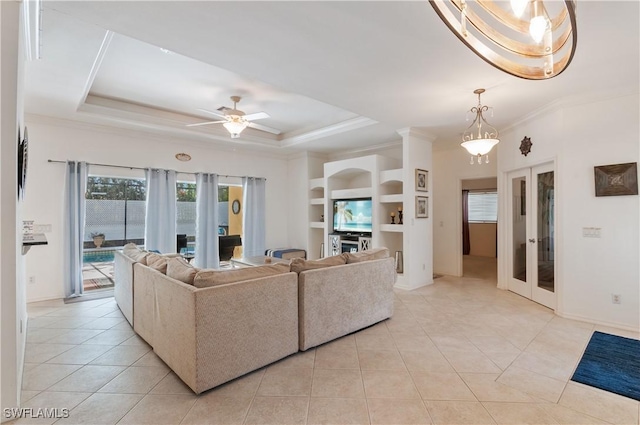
(12, 256), (640, 424)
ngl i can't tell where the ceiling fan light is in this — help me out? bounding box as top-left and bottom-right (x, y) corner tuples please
(223, 119), (248, 138)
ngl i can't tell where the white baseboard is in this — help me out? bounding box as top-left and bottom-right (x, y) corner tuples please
(394, 281), (431, 291)
(557, 311), (640, 333)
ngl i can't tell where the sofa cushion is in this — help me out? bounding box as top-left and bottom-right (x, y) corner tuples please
(122, 243), (149, 265)
(146, 253), (169, 274)
(193, 263), (290, 288)
(290, 255), (347, 274)
(344, 247), (389, 264)
(166, 257), (199, 285)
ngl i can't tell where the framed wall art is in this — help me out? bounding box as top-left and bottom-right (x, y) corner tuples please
(416, 196), (428, 218)
(415, 169), (428, 192)
(594, 162), (638, 197)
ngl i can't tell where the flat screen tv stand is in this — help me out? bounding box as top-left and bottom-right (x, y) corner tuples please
(329, 233), (372, 255)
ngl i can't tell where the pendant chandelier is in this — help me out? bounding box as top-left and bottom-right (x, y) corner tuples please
(429, 0), (577, 80)
(461, 89), (499, 165)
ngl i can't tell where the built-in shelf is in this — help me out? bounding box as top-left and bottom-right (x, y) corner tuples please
(22, 233), (48, 255)
(309, 178), (325, 191)
(310, 222), (325, 229)
(380, 168), (403, 184)
(379, 194), (403, 203)
(380, 224), (404, 233)
(331, 187), (372, 199)
(310, 198), (325, 205)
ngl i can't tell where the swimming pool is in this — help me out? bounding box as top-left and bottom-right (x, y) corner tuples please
(83, 250), (116, 263)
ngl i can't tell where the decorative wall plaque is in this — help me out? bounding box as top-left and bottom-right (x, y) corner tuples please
(594, 162), (638, 197)
(519, 136), (532, 156)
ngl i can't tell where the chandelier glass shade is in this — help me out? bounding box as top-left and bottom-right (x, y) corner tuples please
(462, 89), (499, 165)
(223, 117), (249, 139)
(429, 0), (577, 80)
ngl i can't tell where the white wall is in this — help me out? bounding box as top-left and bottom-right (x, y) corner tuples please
(287, 153), (310, 253)
(433, 147), (497, 276)
(399, 129), (433, 290)
(498, 93), (639, 331)
(22, 116), (291, 302)
(1, 1), (25, 417)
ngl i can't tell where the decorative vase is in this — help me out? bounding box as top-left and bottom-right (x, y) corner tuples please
(93, 236), (105, 248)
(319, 243), (325, 259)
(394, 251), (403, 274)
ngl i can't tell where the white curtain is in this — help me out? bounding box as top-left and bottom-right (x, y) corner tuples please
(63, 161), (89, 298)
(195, 173), (220, 268)
(242, 177), (266, 257)
(144, 169), (177, 253)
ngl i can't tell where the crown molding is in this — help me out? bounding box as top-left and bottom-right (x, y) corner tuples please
(501, 85), (638, 134)
(326, 139), (402, 161)
(22, 0), (42, 61)
(280, 116), (378, 148)
(78, 31), (113, 108)
(81, 95), (282, 146)
(396, 127), (438, 142)
(24, 113), (290, 161)
(285, 151), (330, 161)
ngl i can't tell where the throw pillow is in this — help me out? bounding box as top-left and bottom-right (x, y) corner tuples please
(166, 257), (199, 285)
(193, 263), (291, 288)
(290, 254), (347, 273)
(344, 247), (389, 264)
(122, 243), (149, 265)
(146, 253), (168, 274)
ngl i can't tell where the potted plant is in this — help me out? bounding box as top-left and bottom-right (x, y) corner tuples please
(91, 232), (105, 248)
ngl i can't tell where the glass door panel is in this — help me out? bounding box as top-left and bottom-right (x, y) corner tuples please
(512, 176), (527, 283)
(536, 171), (554, 293)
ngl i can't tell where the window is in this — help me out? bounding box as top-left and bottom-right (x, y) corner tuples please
(177, 182), (197, 242)
(175, 183), (235, 247)
(468, 191), (498, 223)
(85, 176), (146, 247)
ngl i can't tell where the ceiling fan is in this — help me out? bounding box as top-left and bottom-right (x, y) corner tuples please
(187, 96), (281, 138)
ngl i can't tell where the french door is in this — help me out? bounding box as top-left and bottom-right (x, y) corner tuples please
(507, 163), (556, 309)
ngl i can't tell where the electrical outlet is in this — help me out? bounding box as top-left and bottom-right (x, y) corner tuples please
(583, 227), (602, 238)
(611, 294), (621, 304)
(28, 276), (36, 285)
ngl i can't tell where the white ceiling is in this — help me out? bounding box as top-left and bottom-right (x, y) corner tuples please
(25, 1), (639, 156)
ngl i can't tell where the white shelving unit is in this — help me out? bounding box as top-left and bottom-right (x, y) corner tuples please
(379, 194), (403, 203)
(330, 187), (372, 199)
(380, 224), (404, 233)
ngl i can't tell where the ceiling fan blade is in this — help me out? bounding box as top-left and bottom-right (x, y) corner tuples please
(186, 120), (226, 127)
(243, 111), (270, 121)
(196, 108), (227, 119)
(248, 122), (281, 135)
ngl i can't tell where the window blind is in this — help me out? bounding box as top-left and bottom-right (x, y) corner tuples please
(468, 191), (498, 223)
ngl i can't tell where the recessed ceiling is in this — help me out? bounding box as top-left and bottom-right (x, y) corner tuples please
(25, 1), (640, 155)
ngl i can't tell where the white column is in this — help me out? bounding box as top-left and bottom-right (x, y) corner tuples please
(397, 128), (435, 290)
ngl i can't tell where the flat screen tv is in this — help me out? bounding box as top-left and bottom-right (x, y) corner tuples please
(333, 198), (372, 234)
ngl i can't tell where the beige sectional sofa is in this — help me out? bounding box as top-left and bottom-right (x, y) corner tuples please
(297, 257), (395, 351)
(114, 244), (395, 394)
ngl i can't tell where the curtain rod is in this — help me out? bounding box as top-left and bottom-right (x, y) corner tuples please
(47, 159), (264, 180)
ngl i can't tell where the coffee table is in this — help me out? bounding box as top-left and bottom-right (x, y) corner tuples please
(230, 255), (290, 268)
